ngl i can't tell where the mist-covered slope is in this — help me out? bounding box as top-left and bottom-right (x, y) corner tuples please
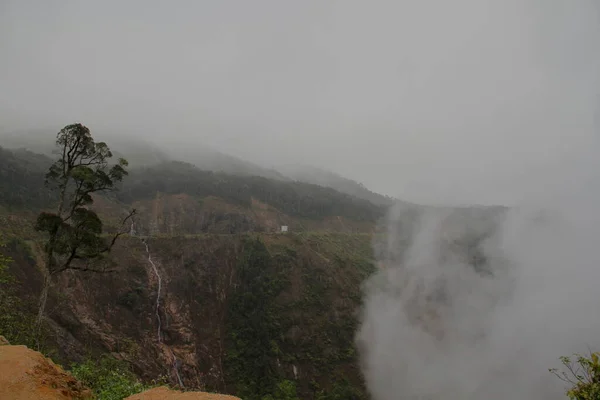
(1, 129), (171, 167)
(0, 146), (384, 235)
(0, 147), (55, 209)
(161, 141), (287, 181)
(0, 129), (404, 208)
(0, 145), (516, 400)
(120, 161), (384, 222)
(0, 129), (285, 179)
(277, 164), (397, 207)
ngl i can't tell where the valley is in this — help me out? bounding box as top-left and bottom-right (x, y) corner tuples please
(2, 2), (598, 397)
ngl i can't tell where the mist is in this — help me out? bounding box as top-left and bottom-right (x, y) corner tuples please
(2, 0), (600, 206)
(357, 155), (600, 399)
(1, 0), (600, 397)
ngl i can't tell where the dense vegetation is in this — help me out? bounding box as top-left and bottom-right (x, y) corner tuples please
(225, 237), (288, 399)
(0, 146), (384, 224)
(70, 356), (154, 400)
(33, 123), (134, 330)
(223, 234), (373, 400)
(9, 130), (589, 400)
(118, 161), (384, 221)
(278, 164), (396, 207)
(0, 137), (381, 399)
(0, 146), (53, 209)
(0, 237), (41, 350)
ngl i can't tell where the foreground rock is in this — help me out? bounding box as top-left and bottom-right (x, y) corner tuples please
(125, 386), (240, 400)
(0, 340), (92, 400)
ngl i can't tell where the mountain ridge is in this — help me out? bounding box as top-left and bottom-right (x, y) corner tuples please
(0, 129), (401, 208)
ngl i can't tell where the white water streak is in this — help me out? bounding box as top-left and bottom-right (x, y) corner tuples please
(140, 237), (184, 388)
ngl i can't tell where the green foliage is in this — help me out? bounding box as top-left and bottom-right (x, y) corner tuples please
(314, 379), (366, 400)
(225, 237), (288, 399)
(0, 142), (383, 224)
(118, 161), (384, 221)
(0, 238), (12, 284)
(36, 123), (134, 276)
(223, 234), (371, 399)
(262, 380), (300, 400)
(280, 235), (373, 370)
(551, 352), (600, 400)
(70, 356), (150, 400)
(0, 237), (41, 349)
(0, 146), (53, 209)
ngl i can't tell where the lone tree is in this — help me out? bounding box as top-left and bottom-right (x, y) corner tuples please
(35, 123), (135, 328)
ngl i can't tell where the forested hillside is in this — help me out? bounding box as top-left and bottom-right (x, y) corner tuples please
(1, 129), (394, 207)
(0, 135), (512, 400)
(1, 129), (285, 179)
(1, 231), (375, 399)
(0, 146), (384, 221)
(0, 142), (384, 399)
(119, 161), (384, 222)
(278, 164), (397, 207)
(0, 147), (55, 209)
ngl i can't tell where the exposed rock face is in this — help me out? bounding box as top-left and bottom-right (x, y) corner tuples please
(0, 343), (92, 400)
(125, 386), (240, 399)
(4, 233), (375, 397)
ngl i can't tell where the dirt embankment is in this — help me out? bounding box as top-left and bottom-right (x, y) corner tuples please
(0, 337), (240, 400)
(0, 337), (92, 399)
(125, 386), (240, 399)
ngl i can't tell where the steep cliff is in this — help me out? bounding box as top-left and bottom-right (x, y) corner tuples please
(3, 231), (374, 399)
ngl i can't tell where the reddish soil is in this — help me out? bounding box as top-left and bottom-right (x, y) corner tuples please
(0, 338), (92, 399)
(125, 386), (240, 400)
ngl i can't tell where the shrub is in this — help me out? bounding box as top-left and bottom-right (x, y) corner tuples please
(70, 356), (150, 400)
(262, 380), (300, 400)
(551, 352), (600, 400)
(0, 237), (41, 349)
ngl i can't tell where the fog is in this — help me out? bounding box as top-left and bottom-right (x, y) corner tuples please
(2, 1), (600, 398)
(2, 0), (599, 206)
(358, 171), (600, 399)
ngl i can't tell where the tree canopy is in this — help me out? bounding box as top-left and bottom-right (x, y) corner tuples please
(35, 123), (134, 276)
(34, 123), (134, 328)
(119, 161), (384, 222)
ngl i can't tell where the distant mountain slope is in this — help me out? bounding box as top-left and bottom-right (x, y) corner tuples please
(119, 161), (385, 223)
(0, 128), (402, 205)
(160, 142), (287, 180)
(0, 129), (171, 167)
(277, 164), (396, 207)
(0, 129), (286, 179)
(0, 146), (53, 209)
(0, 147), (384, 234)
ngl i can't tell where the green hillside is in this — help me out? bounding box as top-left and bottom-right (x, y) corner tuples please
(0, 142), (383, 399)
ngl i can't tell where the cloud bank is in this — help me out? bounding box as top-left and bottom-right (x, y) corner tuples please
(358, 169), (600, 399)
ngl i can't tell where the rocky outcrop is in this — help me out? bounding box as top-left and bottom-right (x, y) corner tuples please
(0, 341), (92, 400)
(125, 386), (240, 399)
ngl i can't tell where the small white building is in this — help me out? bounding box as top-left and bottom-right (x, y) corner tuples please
(280, 225), (289, 233)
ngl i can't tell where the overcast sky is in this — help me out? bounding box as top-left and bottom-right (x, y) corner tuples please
(1, 0), (599, 206)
